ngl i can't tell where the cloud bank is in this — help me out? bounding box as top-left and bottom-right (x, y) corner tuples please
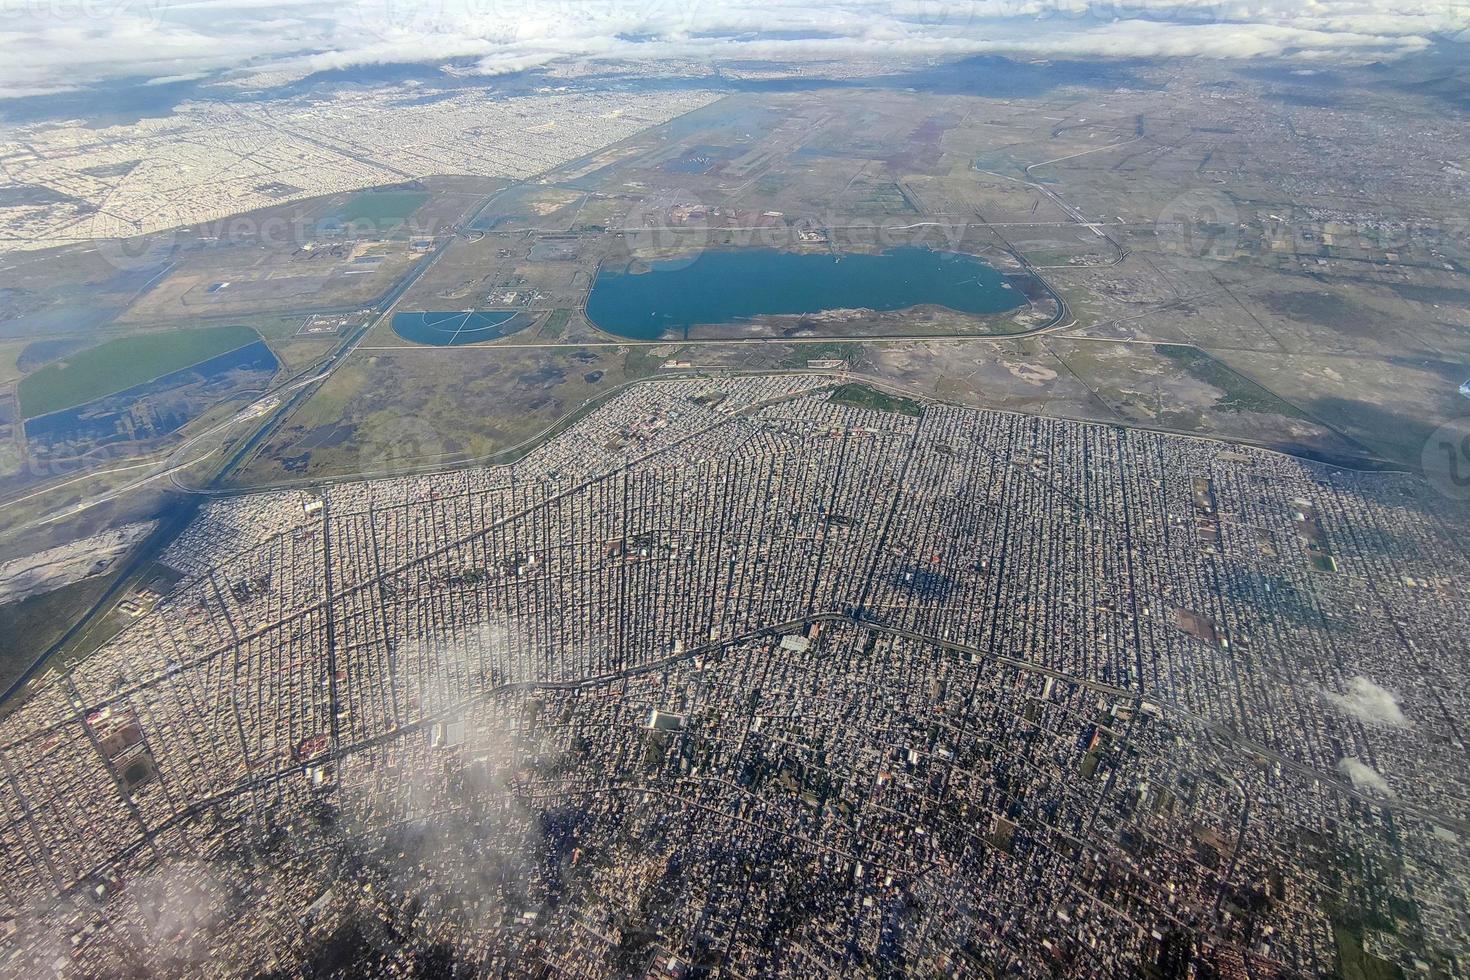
(0, 0), (1466, 100)
(1327, 675), (1411, 726)
(1338, 756), (1394, 796)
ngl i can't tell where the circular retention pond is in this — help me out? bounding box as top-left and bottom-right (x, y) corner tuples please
(391, 310), (533, 346)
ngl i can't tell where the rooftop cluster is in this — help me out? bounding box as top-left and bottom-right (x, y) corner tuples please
(0, 376), (1465, 976)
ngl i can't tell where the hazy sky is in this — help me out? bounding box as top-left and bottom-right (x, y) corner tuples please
(1, 0), (1467, 99)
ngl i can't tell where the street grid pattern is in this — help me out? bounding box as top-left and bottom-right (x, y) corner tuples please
(0, 376), (1466, 975)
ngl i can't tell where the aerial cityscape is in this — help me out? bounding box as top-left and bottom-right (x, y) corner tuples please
(0, 0), (1467, 976)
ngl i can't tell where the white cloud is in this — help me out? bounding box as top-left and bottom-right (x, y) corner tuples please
(1327, 675), (1411, 727)
(1338, 756), (1394, 796)
(0, 0), (1465, 100)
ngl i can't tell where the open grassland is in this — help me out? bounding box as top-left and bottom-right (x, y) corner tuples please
(0, 341), (29, 386)
(232, 343), (668, 486)
(17, 325), (260, 418)
(0, 570), (121, 696)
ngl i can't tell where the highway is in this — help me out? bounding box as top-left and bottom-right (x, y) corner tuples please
(0, 185), (523, 707)
(210, 181), (530, 484)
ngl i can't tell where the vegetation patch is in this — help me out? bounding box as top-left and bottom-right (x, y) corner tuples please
(16, 337), (90, 374)
(1332, 922), (1404, 980)
(1155, 345), (1307, 419)
(781, 341), (858, 368)
(830, 383), (924, 417)
(18, 325), (260, 418)
(0, 571), (120, 696)
(540, 309), (572, 340)
(1261, 290), (1373, 335)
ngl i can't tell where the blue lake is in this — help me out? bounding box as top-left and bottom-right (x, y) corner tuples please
(585, 246), (1025, 340)
(392, 310), (533, 346)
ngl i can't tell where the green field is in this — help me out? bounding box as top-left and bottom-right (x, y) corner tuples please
(1333, 924), (1404, 980)
(0, 570), (121, 698)
(334, 189), (430, 229)
(1156, 344), (1308, 419)
(540, 309), (572, 340)
(830, 382), (924, 417)
(18, 325), (260, 418)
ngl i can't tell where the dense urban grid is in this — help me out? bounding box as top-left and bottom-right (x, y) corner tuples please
(0, 375), (1466, 977)
(0, 85), (716, 248)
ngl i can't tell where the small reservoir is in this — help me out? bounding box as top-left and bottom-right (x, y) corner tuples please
(585, 246), (1025, 340)
(392, 311), (533, 346)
